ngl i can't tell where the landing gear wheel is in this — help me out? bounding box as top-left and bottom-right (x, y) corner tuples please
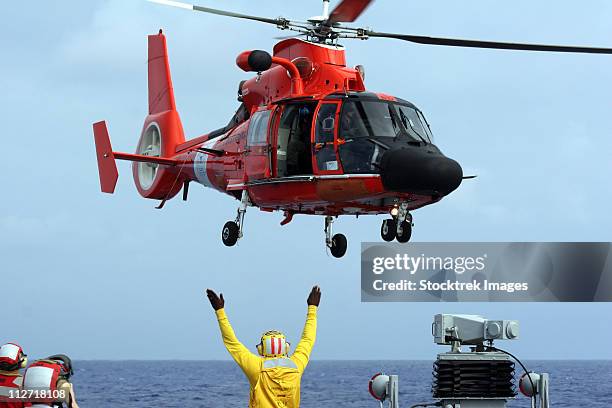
(330, 233), (347, 258)
(222, 221), (240, 247)
(396, 221), (412, 243)
(381, 219), (397, 242)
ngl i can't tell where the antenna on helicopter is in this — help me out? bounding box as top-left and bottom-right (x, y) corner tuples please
(148, 0), (612, 53)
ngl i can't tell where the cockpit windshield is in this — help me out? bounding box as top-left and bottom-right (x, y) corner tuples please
(340, 100), (433, 143)
(341, 100), (401, 138)
(393, 104), (431, 143)
(337, 99), (434, 174)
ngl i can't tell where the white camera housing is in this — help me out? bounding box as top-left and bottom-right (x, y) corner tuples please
(433, 314), (519, 345)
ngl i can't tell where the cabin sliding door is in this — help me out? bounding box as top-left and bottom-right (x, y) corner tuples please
(313, 102), (342, 175)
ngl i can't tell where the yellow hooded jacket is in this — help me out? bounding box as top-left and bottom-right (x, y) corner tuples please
(215, 305), (317, 408)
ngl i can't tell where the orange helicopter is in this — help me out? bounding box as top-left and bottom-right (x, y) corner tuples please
(93, 0), (612, 257)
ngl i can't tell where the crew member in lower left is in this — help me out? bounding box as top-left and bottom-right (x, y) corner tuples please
(22, 354), (79, 408)
(0, 343), (27, 408)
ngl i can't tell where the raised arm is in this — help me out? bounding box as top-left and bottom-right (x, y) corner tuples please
(206, 289), (261, 383)
(291, 286), (320, 371)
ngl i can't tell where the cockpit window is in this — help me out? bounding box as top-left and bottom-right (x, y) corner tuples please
(339, 100), (432, 144)
(337, 99), (433, 174)
(394, 105), (429, 142)
(417, 110), (434, 142)
(341, 101), (401, 138)
(314, 103), (340, 172)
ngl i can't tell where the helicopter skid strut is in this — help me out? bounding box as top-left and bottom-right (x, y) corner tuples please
(324, 216), (347, 258)
(221, 190), (251, 247)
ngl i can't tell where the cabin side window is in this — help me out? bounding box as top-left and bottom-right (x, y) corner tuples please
(247, 110), (271, 146)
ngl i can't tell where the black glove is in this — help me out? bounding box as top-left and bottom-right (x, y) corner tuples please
(307, 286), (321, 307)
(206, 289), (225, 311)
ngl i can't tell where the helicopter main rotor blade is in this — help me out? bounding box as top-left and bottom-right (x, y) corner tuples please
(148, 0), (290, 27)
(365, 31), (612, 54)
(274, 34), (307, 40)
(327, 0), (374, 24)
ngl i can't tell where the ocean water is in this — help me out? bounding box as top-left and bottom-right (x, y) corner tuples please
(71, 360), (611, 407)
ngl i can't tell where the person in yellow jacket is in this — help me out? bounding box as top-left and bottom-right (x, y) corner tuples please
(205, 285), (321, 408)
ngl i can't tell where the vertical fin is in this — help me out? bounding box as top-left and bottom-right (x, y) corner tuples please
(148, 31), (176, 114)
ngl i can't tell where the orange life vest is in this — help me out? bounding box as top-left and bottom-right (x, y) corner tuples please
(0, 371), (24, 408)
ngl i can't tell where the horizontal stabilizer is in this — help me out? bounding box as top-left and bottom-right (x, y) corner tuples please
(93, 121), (119, 194)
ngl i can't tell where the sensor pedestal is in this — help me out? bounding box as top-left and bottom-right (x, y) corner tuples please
(433, 352), (516, 408)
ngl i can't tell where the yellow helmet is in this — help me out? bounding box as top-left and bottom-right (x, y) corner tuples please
(256, 330), (290, 357)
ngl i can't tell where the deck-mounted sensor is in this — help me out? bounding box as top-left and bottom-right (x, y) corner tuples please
(368, 314), (550, 408)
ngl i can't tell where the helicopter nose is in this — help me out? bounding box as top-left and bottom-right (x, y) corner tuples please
(379, 147), (463, 196)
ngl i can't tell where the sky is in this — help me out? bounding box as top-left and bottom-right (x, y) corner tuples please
(1, 0), (612, 361)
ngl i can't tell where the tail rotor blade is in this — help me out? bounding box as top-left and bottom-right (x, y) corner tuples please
(327, 0), (374, 24)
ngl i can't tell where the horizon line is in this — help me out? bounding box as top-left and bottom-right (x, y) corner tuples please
(68, 358), (612, 362)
